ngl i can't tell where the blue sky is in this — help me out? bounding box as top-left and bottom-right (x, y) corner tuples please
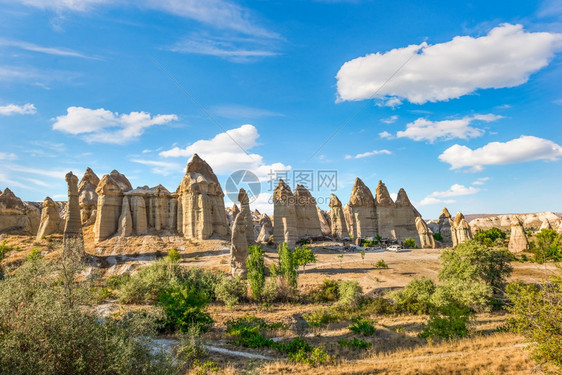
(0, 0), (561, 219)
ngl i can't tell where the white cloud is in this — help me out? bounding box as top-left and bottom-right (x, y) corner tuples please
(211, 104), (282, 119)
(0, 103), (36, 116)
(345, 149), (392, 159)
(52, 106), (178, 144)
(381, 115), (398, 124)
(472, 177), (490, 186)
(379, 131), (393, 139)
(0, 38), (93, 59)
(336, 24), (562, 104)
(396, 114), (502, 142)
(419, 183), (480, 206)
(159, 124), (290, 179)
(7, 0), (110, 12)
(439, 135), (562, 171)
(0, 152), (17, 160)
(130, 159), (184, 176)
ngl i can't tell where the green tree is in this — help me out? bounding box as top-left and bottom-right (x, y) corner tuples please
(404, 238), (417, 249)
(419, 304), (471, 339)
(360, 249), (366, 264)
(433, 233), (444, 242)
(246, 245), (266, 300)
(474, 227), (506, 247)
(293, 245), (316, 274)
(533, 229), (562, 263)
(278, 242), (298, 291)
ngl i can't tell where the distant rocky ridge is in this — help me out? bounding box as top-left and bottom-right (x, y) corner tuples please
(467, 212), (562, 233)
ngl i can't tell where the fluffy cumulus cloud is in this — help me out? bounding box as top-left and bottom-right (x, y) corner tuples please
(336, 24), (562, 104)
(0, 103), (36, 116)
(52, 106), (178, 144)
(439, 135), (562, 171)
(419, 184), (480, 206)
(159, 124), (290, 178)
(345, 149), (392, 159)
(396, 114), (502, 142)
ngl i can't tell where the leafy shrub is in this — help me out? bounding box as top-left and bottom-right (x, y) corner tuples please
(192, 360), (220, 375)
(419, 304), (471, 339)
(277, 337), (311, 354)
(303, 308), (341, 327)
(288, 346), (331, 366)
(404, 238), (417, 248)
(375, 259), (389, 269)
(506, 278), (562, 370)
(311, 279), (340, 302)
(213, 274), (245, 307)
(225, 315), (282, 348)
(278, 242), (298, 291)
(106, 273), (131, 289)
(293, 245), (316, 273)
(262, 277), (280, 303)
(157, 285), (213, 332)
(430, 279), (493, 312)
(361, 239), (376, 247)
(246, 245), (266, 300)
(532, 229), (562, 263)
(338, 280), (363, 308)
(433, 233), (444, 242)
(390, 277), (436, 314)
(361, 296), (394, 315)
(338, 337), (372, 349)
(474, 227), (506, 247)
(167, 248), (181, 262)
(348, 318), (376, 336)
(0, 258), (178, 375)
(27, 247), (41, 261)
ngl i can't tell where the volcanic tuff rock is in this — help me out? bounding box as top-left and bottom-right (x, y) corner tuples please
(436, 208), (454, 247)
(230, 202), (249, 278)
(393, 188), (420, 245)
(539, 218), (553, 231)
(177, 154), (228, 240)
(469, 212), (562, 233)
(238, 188), (255, 244)
(63, 172), (85, 258)
(36, 196), (62, 240)
(376, 180), (396, 239)
(293, 184), (323, 238)
(451, 212), (472, 246)
(118, 196), (133, 237)
(317, 207), (331, 236)
(347, 178), (377, 238)
(273, 179), (298, 247)
(415, 216), (436, 249)
(509, 216), (529, 253)
(94, 170), (132, 242)
(329, 193), (348, 238)
(257, 213), (273, 243)
(0, 188), (40, 235)
(78, 167), (100, 225)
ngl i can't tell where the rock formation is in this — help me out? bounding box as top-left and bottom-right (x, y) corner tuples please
(394, 188), (421, 245)
(257, 214), (273, 243)
(375, 180), (396, 239)
(238, 188), (255, 245)
(230, 202), (249, 278)
(317, 207), (331, 236)
(273, 179), (298, 247)
(93, 170), (132, 242)
(469, 212), (562, 233)
(329, 194), (348, 238)
(539, 218), (553, 231)
(177, 154), (228, 240)
(452, 212), (472, 246)
(118, 196), (133, 237)
(509, 216), (529, 253)
(347, 178), (377, 238)
(436, 208), (454, 247)
(0, 188), (40, 235)
(415, 216), (436, 249)
(293, 184), (322, 238)
(36, 197), (62, 240)
(63, 172), (85, 258)
(78, 167), (100, 225)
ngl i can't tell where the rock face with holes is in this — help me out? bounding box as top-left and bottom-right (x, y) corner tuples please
(393, 188), (421, 245)
(63, 172), (85, 257)
(36, 196), (63, 240)
(329, 194), (348, 238)
(93, 170), (133, 242)
(78, 167), (100, 226)
(293, 184), (323, 238)
(230, 202), (249, 278)
(415, 216), (436, 249)
(273, 179), (298, 247)
(509, 216), (529, 253)
(257, 214), (273, 243)
(346, 177), (378, 238)
(177, 154), (229, 240)
(0, 188), (40, 235)
(451, 212), (473, 246)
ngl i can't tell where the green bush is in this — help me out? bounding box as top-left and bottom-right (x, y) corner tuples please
(311, 279), (340, 302)
(213, 274), (245, 307)
(404, 238), (417, 248)
(278, 242), (298, 291)
(431, 279), (493, 312)
(532, 229), (562, 263)
(293, 245), (316, 274)
(474, 228), (506, 247)
(433, 233), (444, 242)
(225, 315), (283, 348)
(288, 346), (331, 366)
(390, 277), (436, 314)
(338, 280), (363, 308)
(506, 278), (562, 370)
(303, 308), (341, 327)
(361, 296), (394, 315)
(167, 248), (181, 262)
(348, 317), (376, 336)
(419, 304), (471, 340)
(157, 285), (213, 332)
(338, 337), (372, 349)
(375, 259), (389, 269)
(0, 258), (179, 375)
(246, 245), (266, 300)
